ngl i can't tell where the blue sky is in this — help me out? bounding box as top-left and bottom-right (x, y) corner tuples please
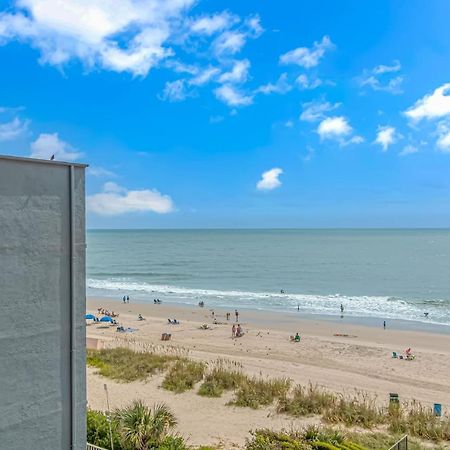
(1, 0), (450, 228)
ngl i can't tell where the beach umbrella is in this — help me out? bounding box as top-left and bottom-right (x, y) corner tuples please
(85, 314), (96, 320)
(100, 316), (114, 323)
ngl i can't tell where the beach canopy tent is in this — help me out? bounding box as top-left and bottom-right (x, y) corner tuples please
(100, 316), (113, 322)
(85, 314), (96, 320)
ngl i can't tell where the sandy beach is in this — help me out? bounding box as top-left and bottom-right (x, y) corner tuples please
(86, 297), (450, 448)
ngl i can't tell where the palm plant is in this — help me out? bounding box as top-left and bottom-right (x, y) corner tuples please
(117, 400), (177, 450)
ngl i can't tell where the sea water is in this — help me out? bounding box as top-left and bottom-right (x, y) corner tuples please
(87, 229), (450, 326)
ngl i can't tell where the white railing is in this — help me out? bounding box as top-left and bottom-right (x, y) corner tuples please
(87, 444), (108, 450)
(389, 435), (408, 450)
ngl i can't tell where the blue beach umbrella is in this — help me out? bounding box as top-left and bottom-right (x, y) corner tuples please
(100, 316), (114, 323)
(85, 314), (96, 320)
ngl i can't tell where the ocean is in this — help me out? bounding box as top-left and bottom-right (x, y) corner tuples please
(86, 229), (450, 327)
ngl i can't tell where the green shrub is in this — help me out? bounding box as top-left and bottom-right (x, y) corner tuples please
(323, 393), (384, 429)
(87, 409), (123, 450)
(158, 435), (189, 450)
(198, 361), (245, 397)
(87, 348), (176, 382)
(278, 384), (336, 417)
(388, 401), (450, 441)
(162, 359), (205, 393)
(231, 377), (291, 409)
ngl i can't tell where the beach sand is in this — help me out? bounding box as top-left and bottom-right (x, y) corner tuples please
(86, 297), (450, 448)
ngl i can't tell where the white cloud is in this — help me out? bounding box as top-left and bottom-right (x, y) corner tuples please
(374, 126), (397, 151)
(256, 167), (283, 191)
(279, 35), (334, 68)
(0, 0), (199, 76)
(213, 30), (246, 55)
(190, 11), (238, 35)
(0, 117), (29, 141)
(159, 79), (190, 101)
(256, 73), (291, 95)
(399, 145), (418, 156)
(300, 100), (340, 122)
(357, 60), (403, 94)
(30, 133), (82, 160)
(88, 166), (117, 177)
(295, 74), (322, 90)
(404, 83), (450, 122)
(214, 84), (253, 107)
(218, 59), (250, 84)
(316, 116), (362, 146)
(436, 122), (450, 152)
(245, 14), (263, 37)
(373, 60), (401, 75)
(87, 181), (174, 215)
(317, 116), (351, 139)
(189, 66), (220, 86)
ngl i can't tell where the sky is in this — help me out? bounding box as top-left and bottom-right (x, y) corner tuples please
(1, 0), (450, 228)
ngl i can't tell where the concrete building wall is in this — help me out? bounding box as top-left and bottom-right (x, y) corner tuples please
(0, 156), (87, 449)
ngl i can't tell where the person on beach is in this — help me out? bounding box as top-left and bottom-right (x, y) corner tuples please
(235, 309), (239, 322)
(232, 324), (236, 338)
(122, 295), (126, 304)
(236, 324), (243, 337)
(297, 304), (300, 312)
(383, 320), (386, 329)
(226, 312), (230, 321)
(126, 295), (130, 303)
(340, 304), (344, 313)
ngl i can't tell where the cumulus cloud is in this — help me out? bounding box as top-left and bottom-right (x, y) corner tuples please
(295, 74), (322, 90)
(300, 100), (340, 122)
(159, 79), (190, 102)
(189, 66), (220, 86)
(190, 11), (238, 35)
(279, 36), (334, 68)
(0, 117), (29, 141)
(317, 116), (352, 139)
(256, 167), (283, 191)
(218, 59), (250, 84)
(255, 73), (292, 95)
(213, 30), (246, 55)
(30, 133), (82, 160)
(214, 84), (253, 106)
(404, 83), (450, 122)
(357, 60), (403, 94)
(87, 182), (174, 215)
(399, 144), (418, 156)
(317, 116), (363, 146)
(0, 0), (200, 76)
(374, 126), (397, 151)
(436, 122), (450, 152)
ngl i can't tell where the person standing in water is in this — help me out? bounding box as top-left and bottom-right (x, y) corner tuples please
(383, 320), (386, 329)
(340, 304), (344, 313)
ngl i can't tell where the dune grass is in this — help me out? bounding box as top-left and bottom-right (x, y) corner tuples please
(323, 392), (384, 429)
(230, 376), (291, 409)
(198, 360), (246, 397)
(87, 347), (177, 382)
(162, 359), (206, 393)
(277, 383), (337, 417)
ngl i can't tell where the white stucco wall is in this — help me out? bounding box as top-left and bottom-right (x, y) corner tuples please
(0, 156), (86, 449)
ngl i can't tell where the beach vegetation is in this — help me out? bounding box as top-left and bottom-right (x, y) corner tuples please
(322, 392), (384, 429)
(162, 359), (205, 393)
(277, 384), (336, 417)
(87, 409), (123, 450)
(87, 348), (176, 382)
(116, 401), (177, 449)
(245, 427), (367, 450)
(198, 359), (246, 397)
(230, 377), (291, 409)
